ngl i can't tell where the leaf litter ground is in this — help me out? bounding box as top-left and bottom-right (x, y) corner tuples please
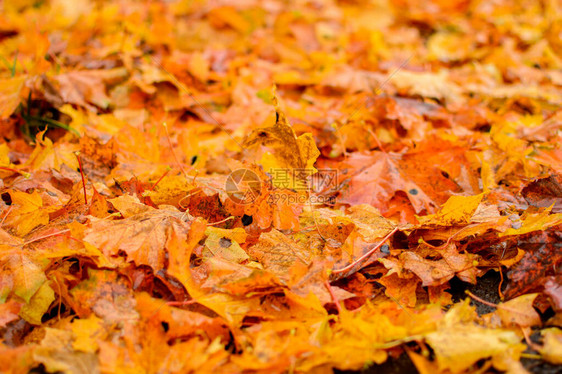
(0, 1), (561, 373)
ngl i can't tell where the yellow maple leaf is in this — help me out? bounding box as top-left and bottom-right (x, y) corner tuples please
(203, 227), (249, 263)
(500, 207), (562, 237)
(244, 87), (320, 190)
(495, 293), (541, 327)
(3, 190), (51, 236)
(417, 193), (484, 226)
(19, 282), (55, 325)
(26, 130), (79, 172)
(0, 76), (26, 119)
(71, 315), (105, 353)
(424, 302), (526, 373)
(540, 328), (562, 365)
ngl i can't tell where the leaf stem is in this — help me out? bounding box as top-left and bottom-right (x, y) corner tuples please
(24, 229), (70, 245)
(332, 227), (398, 275)
(465, 290), (535, 317)
(206, 216), (235, 226)
(0, 166), (30, 178)
(324, 280), (343, 314)
(465, 290), (498, 308)
(149, 167), (171, 191)
(75, 152), (88, 205)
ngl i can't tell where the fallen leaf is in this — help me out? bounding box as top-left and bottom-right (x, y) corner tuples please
(539, 328), (562, 365)
(19, 281), (55, 325)
(83, 206), (192, 270)
(203, 226), (249, 263)
(418, 193), (484, 226)
(0, 76), (26, 119)
(247, 229), (312, 279)
(1, 1), (561, 372)
(3, 190), (51, 236)
(245, 89), (320, 189)
(495, 293), (541, 327)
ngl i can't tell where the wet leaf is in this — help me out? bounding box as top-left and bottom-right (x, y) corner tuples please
(83, 206), (192, 270)
(3, 190), (51, 236)
(19, 281), (55, 325)
(495, 293), (541, 327)
(0, 76), (26, 119)
(245, 90), (320, 189)
(1, 0), (561, 372)
(425, 325), (524, 373)
(539, 328), (562, 365)
(203, 226), (249, 263)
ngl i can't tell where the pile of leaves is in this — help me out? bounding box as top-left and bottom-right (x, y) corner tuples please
(1, 0), (561, 372)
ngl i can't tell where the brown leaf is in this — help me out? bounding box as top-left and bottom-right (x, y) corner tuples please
(83, 206), (192, 270)
(247, 229), (311, 279)
(49, 68), (127, 111)
(522, 173), (562, 213)
(504, 228), (562, 300)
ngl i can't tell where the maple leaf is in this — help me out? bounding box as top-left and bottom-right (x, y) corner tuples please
(69, 268), (138, 322)
(83, 205), (193, 270)
(521, 173), (562, 213)
(2, 190), (53, 236)
(166, 217), (207, 289)
(203, 226), (249, 263)
(377, 272), (419, 307)
(493, 293), (541, 327)
(425, 325), (524, 373)
(0, 229), (47, 304)
(330, 151), (442, 218)
(2, 0), (562, 372)
(19, 281), (55, 325)
(539, 328), (562, 365)
(26, 130), (79, 172)
(398, 244), (480, 286)
(244, 89), (320, 189)
(33, 328), (99, 373)
(0, 76), (26, 119)
(391, 70), (464, 104)
(502, 227), (562, 300)
(417, 193), (484, 226)
(421, 301), (526, 374)
(246, 229), (312, 279)
(47, 68), (128, 111)
(198, 257), (284, 297)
